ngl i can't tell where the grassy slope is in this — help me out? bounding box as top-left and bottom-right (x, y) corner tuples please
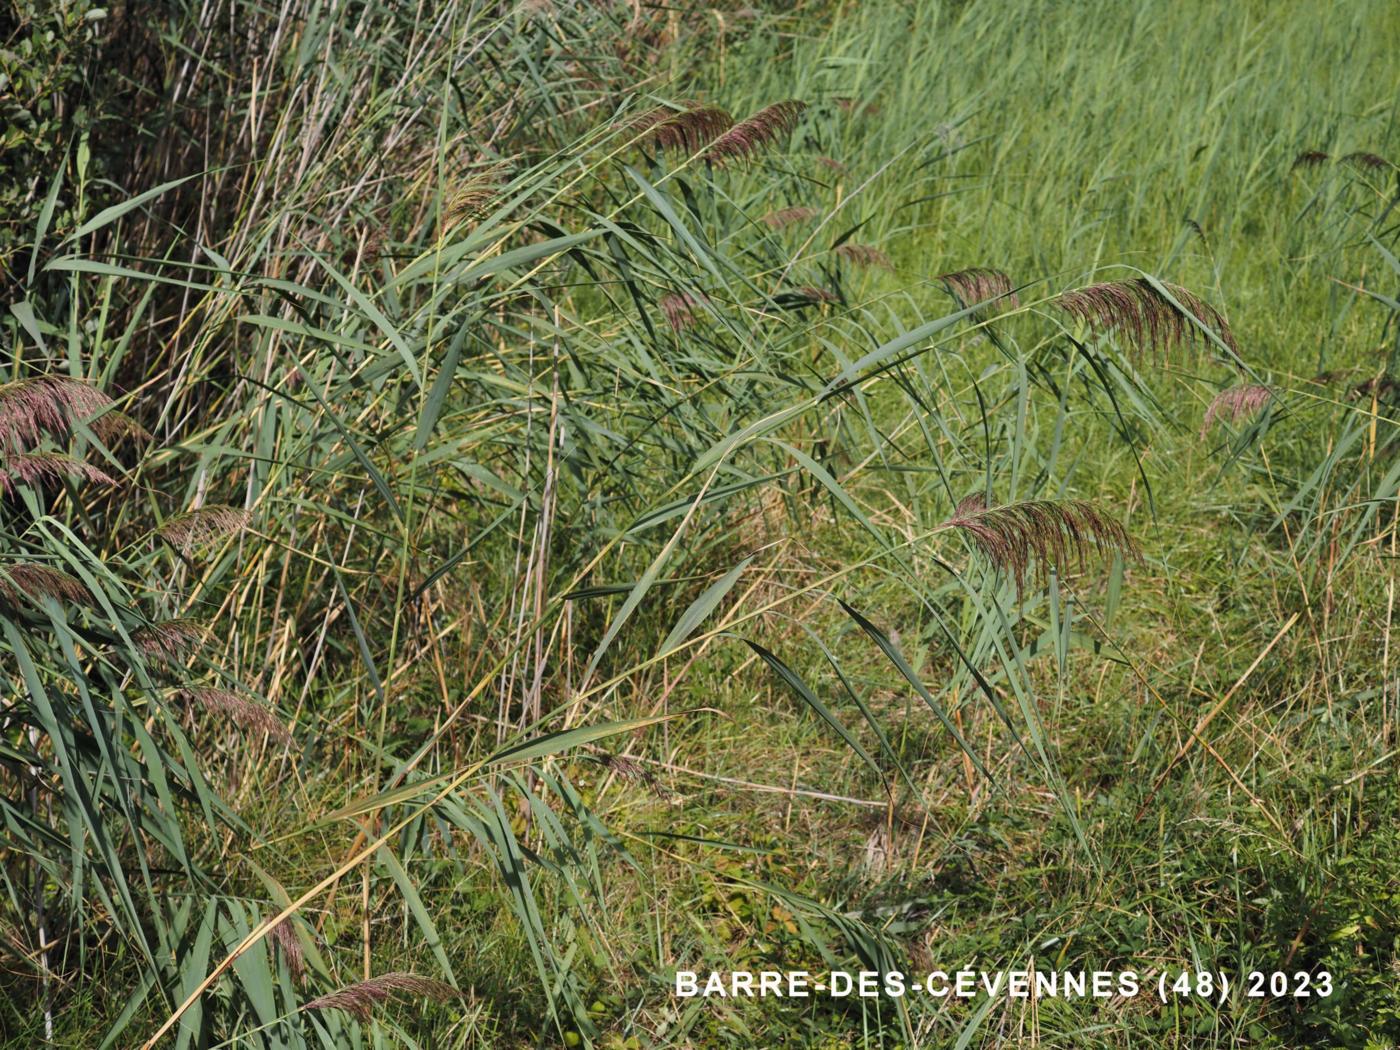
(5, 0), (1399, 1047)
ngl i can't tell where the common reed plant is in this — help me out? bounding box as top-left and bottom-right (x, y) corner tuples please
(3, 0), (1399, 1047)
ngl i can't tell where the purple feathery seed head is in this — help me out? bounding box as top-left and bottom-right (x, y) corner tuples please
(1201, 384), (1272, 437)
(943, 497), (1139, 594)
(1053, 278), (1236, 357)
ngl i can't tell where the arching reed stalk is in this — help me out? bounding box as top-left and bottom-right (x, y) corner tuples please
(760, 205), (819, 228)
(1054, 278), (1236, 355)
(131, 619), (205, 663)
(942, 498), (1139, 593)
(834, 242), (893, 269)
(0, 452), (116, 494)
(1201, 383), (1272, 436)
(706, 99), (806, 163)
(181, 688), (294, 745)
(156, 506), (251, 552)
(937, 267), (1018, 310)
(660, 291), (707, 330)
(0, 377), (112, 450)
(303, 973), (460, 1022)
(0, 563), (91, 606)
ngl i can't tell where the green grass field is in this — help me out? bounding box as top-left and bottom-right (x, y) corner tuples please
(3, 0), (1399, 1046)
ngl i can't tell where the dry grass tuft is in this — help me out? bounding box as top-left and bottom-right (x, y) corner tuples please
(834, 242), (893, 270)
(303, 972), (460, 1023)
(183, 688), (293, 745)
(943, 498), (1138, 593)
(1, 452), (116, 494)
(0, 563), (90, 606)
(938, 267), (1018, 311)
(1053, 278), (1236, 356)
(157, 506), (251, 552)
(759, 205), (819, 228)
(0, 378), (113, 451)
(1201, 383), (1272, 436)
(706, 100), (806, 163)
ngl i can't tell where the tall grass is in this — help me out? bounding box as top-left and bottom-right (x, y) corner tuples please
(3, 0), (1399, 1046)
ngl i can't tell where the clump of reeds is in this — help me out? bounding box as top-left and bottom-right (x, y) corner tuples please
(938, 267), (1018, 311)
(1, 452), (116, 495)
(0, 377), (113, 450)
(834, 243), (893, 270)
(131, 619), (205, 663)
(182, 688), (293, 745)
(705, 100), (806, 163)
(156, 505), (251, 553)
(0, 563), (90, 606)
(942, 497), (1139, 593)
(303, 972), (460, 1023)
(1201, 383), (1272, 436)
(1053, 278), (1236, 356)
(759, 205), (818, 228)
(659, 291), (708, 331)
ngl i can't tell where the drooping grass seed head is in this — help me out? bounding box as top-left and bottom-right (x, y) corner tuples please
(1201, 384), (1272, 437)
(303, 973), (460, 1022)
(1053, 278), (1236, 357)
(943, 498), (1139, 594)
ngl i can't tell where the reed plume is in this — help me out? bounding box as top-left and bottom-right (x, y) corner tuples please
(1053, 278), (1236, 356)
(131, 619), (205, 663)
(1291, 150), (1330, 169)
(303, 972), (460, 1022)
(0, 563), (90, 606)
(0, 377), (113, 450)
(759, 205), (818, 228)
(938, 268), (1018, 311)
(659, 292), (707, 331)
(182, 688), (293, 745)
(157, 505), (251, 552)
(834, 97), (880, 117)
(269, 918), (306, 986)
(88, 410), (152, 445)
(706, 100), (806, 163)
(834, 242), (893, 270)
(1201, 383), (1271, 436)
(943, 498), (1138, 593)
(442, 164), (508, 230)
(1, 452), (116, 494)
(1343, 151), (1392, 170)
(626, 103), (734, 153)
